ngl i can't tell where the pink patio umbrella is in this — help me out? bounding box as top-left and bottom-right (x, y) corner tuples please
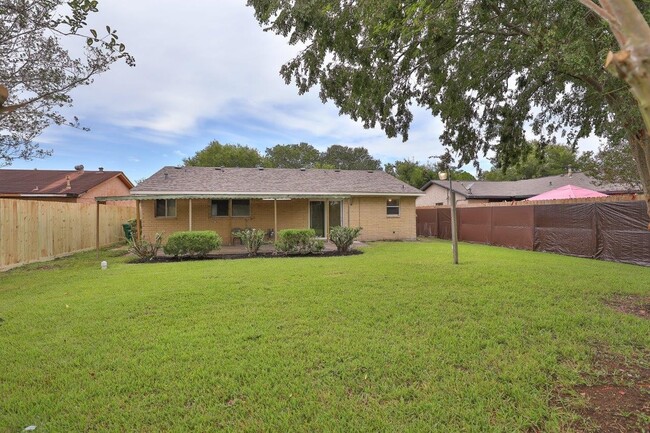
(525, 184), (608, 201)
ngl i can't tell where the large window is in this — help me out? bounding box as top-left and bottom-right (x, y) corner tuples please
(155, 199), (176, 217)
(210, 199), (251, 217)
(211, 199), (229, 217)
(386, 198), (400, 216)
(232, 199), (251, 217)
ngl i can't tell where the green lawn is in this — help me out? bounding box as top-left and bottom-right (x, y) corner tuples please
(1, 241), (648, 432)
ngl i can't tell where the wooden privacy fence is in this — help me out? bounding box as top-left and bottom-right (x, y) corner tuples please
(0, 199), (135, 270)
(417, 199), (650, 266)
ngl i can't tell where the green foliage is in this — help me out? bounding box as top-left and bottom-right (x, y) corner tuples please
(163, 231), (222, 258)
(1, 242), (650, 431)
(329, 226), (362, 253)
(275, 229), (324, 254)
(385, 159), (475, 188)
(247, 0), (646, 173)
(321, 145), (382, 170)
(234, 228), (266, 256)
(385, 159), (436, 189)
(1, 0), (134, 165)
(184, 140), (263, 167)
(126, 233), (163, 262)
(581, 143), (642, 188)
(482, 143), (592, 181)
(265, 142), (321, 168)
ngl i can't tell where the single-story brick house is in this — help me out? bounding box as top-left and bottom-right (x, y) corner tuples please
(111, 166), (424, 244)
(0, 166), (134, 206)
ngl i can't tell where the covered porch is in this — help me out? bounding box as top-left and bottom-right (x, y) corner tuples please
(96, 193), (353, 246)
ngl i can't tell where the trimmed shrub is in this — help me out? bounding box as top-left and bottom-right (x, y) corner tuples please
(275, 229), (324, 254)
(234, 228), (266, 256)
(163, 231), (222, 258)
(329, 226), (362, 253)
(127, 233), (163, 261)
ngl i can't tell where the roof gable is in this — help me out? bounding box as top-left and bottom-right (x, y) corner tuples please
(132, 167), (423, 196)
(0, 169), (133, 196)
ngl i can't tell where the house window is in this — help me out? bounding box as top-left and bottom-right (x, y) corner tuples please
(232, 199), (251, 217)
(211, 199), (229, 217)
(155, 199), (176, 217)
(386, 198), (400, 216)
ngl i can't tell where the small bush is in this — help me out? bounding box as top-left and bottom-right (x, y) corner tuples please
(234, 228), (266, 256)
(127, 233), (163, 261)
(163, 231), (222, 258)
(275, 229), (324, 254)
(329, 226), (362, 253)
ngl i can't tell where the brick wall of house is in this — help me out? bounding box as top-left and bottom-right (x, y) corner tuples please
(139, 196), (417, 244)
(79, 176), (134, 207)
(140, 198), (310, 244)
(416, 184), (473, 207)
(349, 196), (417, 241)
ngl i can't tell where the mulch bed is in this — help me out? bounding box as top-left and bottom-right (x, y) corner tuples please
(128, 249), (363, 263)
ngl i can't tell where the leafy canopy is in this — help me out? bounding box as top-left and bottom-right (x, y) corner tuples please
(265, 142), (321, 168)
(183, 141), (264, 168)
(246, 0), (646, 170)
(482, 142), (589, 181)
(185, 141), (382, 171)
(0, 0), (134, 165)
(385, 158), (474, 189)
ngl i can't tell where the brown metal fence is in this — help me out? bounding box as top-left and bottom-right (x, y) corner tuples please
(417, 200), (650, 266)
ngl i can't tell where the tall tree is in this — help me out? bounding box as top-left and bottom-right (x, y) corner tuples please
(321, 145), (382, 170)
(482, 143), (591, 181)
(265, 142), (321, 168)
(386, 158), (475, 188)
(0, 0), (134, 165)
(184, 140), (263, 167)
(580, 143), (641, 187)
(247, 0), (650, 216)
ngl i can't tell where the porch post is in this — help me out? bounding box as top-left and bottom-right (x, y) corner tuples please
(347, 198), (351, 227)
(135, 200), (141, 240)
(95, 201), (100, 258)
(189, 199), (193, 231)
(324, 199), (329, 240)
(274, 199), (278, 242)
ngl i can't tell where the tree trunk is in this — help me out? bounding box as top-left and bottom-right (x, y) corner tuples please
(580, 0), (650, 222)
(629, 131), (650, 228)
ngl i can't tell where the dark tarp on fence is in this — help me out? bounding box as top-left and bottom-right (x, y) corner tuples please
(416, 208), (438, 238)
(534, 203), (598, 258)
(597, 201), (650, 266)
(492, 206), (534, 250)
(458, 207), (491, 245)
(416, 201), (650, 266)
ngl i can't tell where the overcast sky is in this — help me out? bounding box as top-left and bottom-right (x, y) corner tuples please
(9, 0), (601, 182)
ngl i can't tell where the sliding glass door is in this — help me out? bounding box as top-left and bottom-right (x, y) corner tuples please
(310, 200), (343, 237)
(309, 201), (325, 237)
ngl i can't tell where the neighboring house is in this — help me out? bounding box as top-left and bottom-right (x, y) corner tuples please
(0, 166), (134, 206)
(417, 172), (640, 207)
(120, 166), (424, 243)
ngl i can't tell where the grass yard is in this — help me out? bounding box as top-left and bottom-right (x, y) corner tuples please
(1, 240), (649, 432)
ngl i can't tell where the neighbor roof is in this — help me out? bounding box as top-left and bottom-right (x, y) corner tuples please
(130, 167), (423, 198)
(420, 173), (639, 200)
(0, 169), (133, 197)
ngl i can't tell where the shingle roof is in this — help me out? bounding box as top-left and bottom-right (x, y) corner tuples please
(131, 167), (423, 196)
(0, 169), (133, 196)
(421, 173), (639, 199)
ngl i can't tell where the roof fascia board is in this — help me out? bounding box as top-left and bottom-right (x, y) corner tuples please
(129, 191), (424, 197)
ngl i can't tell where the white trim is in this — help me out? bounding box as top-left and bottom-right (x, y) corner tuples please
(130, 191), (424, 197)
